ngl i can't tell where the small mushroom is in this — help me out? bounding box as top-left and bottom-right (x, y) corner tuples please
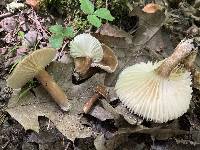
(7, 48), (70, 111)
(142, 3), (161, 14)
(70, 33), (118, 76)
(115, 39), (195, 123)
(83, 84), (108, 113)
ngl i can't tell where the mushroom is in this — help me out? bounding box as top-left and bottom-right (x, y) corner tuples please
(142, 3), (161, 14)
(70, 33), (118, 76)
(7, 48), (70, 111)
(115, 39), (195, 123)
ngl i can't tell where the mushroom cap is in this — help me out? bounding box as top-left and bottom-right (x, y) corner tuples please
(115, 61), (192, 123)
(70, 33), (103, 62)
(7, 48), (56, 89)
(142, 3), (161, 14)
(91, 44), (118, 73)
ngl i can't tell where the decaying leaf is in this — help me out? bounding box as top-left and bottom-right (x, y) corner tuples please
(94, 126), (189, 150)
(96, 23), (133, 44)
(26, 0), (40, 9)
(89, 105), (114, 121)
(6, 62), (106, 141)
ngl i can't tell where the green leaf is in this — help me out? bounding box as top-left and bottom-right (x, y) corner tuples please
(49, 35), (63, 49)
(18, 31), (25, 39)
(94, 8), (115, 21)
(79, 0), (94, 14)
(87, 15), (102, 28)
(49, 25), (63, 34)
(63, 26), (74, 38)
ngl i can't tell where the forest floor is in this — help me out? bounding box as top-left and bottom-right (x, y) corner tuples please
(0, 0), (200, 150)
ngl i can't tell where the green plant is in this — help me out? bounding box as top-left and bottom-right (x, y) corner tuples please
(79, 0), (115, 28)
(49, 25), (74, 49)
(17, 31), (25, 39)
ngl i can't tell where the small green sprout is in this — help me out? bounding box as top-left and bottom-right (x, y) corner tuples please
(79, 0), (115, 28)
(17, 31), (25, 39)
(49, 25), (74, 49)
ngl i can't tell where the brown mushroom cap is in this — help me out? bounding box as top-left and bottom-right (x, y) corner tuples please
(7, 48), (56, 89)
(91, 44), (118, 73)
(142, 3), (161, 14)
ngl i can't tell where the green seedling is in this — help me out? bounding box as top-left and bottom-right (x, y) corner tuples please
(79, 0), (115, 28)
(49, 25), (74, 49)
(17, 31), (25, 39)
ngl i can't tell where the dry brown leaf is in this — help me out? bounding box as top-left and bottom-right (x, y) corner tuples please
(94, 126), (189, 150)
(26, 0), (39, 9)
(6, 62), (106, 141)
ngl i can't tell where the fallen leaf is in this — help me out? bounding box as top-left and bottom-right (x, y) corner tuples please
(89, 105), (114, 121)
(96, 23), (132, 43)
(26, 0), (40, 9)
(94, 125), (189, 150)
(6, 62), (106, 141)
(22, 30), (39, 47)
(0, 17), (17, 32)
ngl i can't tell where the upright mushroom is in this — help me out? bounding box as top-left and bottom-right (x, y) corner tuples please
(7, 48), (70, 111)
(70, 33), (118, 76)
(115, 39), (195, 123)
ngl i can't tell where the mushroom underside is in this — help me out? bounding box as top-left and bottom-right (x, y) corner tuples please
(7, 48), (56, 89)
(115, 61), (192, 123)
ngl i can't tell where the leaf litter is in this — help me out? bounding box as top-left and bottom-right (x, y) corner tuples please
(1, 1), (200, 149)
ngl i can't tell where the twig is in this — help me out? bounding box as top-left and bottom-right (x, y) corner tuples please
(0, 12), (13, 19)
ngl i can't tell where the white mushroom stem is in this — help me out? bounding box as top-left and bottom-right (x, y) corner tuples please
(155, 39), (195, 77)
(36, 70), (70, 111)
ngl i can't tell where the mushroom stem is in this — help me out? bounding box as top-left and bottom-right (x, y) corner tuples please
(83, 93), (100, 113)
(74, 57), (92, 75)
(155, 39), (195, 78)
(36, 70), (70, 111)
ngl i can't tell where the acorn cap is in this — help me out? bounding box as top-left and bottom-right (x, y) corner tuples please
(7, 48), (56, 89)
(70, 33), (103, 63)
(115, 61), (192, 123)
(142, 3), (161, 13)
(91, 44), (118, 73)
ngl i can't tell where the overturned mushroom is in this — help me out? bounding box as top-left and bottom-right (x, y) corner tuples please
(7, 48), (70, 111)
(70, 33), (118, 76)
(115, 39), (195, 123)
